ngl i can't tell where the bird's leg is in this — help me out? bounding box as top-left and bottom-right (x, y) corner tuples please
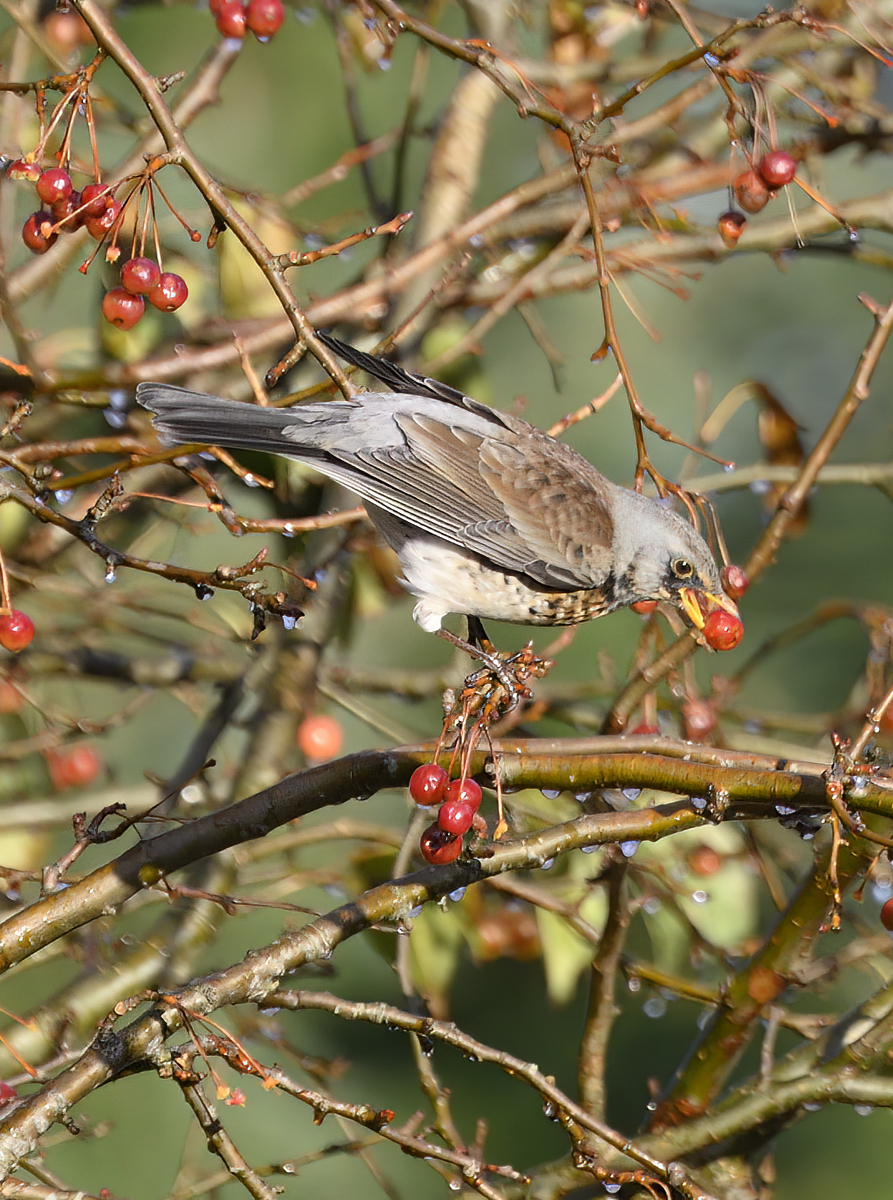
(436, 626), (522, 711)
(466, 615), (496, 654)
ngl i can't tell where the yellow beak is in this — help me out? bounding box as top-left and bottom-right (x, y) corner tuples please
(679, 586), (740, 630)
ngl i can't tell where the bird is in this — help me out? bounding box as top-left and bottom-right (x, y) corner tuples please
(137, 335), (739, 656)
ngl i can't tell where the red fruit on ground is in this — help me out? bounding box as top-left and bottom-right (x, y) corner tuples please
(296, 713), (343, 760)
(438, 798), (476, 834)
(246, 0), (284, 38)
(720, 563), (749, 600)
(121, 256), (161, 295)
(758, 150), (797, 188)
(409, 763), (449, 806)
(215, 0), (247, 38)
(733, 170), (771, 214)
(6, 159), (41, 182)
(419, 822), (462, 865)
(81, 182), (112, 217)
(717, 210), (746, 248)
(46, 744), (102, 791)
(148, 272), (188, 312)
(86, 197), (122, 240)
(102, 288), (145, 330)
(0, 610), (35, 652)
(881, 897), (893, 931)
(703, 610), (744, 651)
(36, 167), (73, 206)
(22, 211), (57, 254)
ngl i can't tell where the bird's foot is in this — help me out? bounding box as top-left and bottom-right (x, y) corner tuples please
(439, 633), (553, 721)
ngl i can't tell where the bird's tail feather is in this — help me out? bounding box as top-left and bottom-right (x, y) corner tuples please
(137, 382), (341, 460)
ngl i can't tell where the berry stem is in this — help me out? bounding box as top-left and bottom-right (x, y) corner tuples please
(0, 548), (11, 613)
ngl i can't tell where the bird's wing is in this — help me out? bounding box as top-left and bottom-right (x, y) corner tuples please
(137, 380), (615, 590)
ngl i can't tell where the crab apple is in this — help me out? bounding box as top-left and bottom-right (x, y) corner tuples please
(36, 167), (72, 206)
(703, 610), (744, 651)
(409, 763), (449, 806)
(0, 611), (34, 653)
(81, 182), (112, 217)
(682, 698), (717, 741)
(7, 159), (41, 182)
(51, 190), (83, 230)
(102, 288), (145, 330)
(215, 0), (247, 38)
(881, 897), (893, 931)
(46, 744), (102, 791)
(720, 563), (749, 601)
(148, 272), (188, 312)
(733, 170), (771, 214)
(759, 150), (796, 188)
(438, 798), (476, 835)
(246, 0), (284, 38)
(86, 197), (122, 240)
(121, 256), (161, 295)
(22, 211), (57, 254)
(419, 822), (462, 865)
(296, 713), (343, 760)
(444, 777), (483, 811)
(717, 210), (746, 248)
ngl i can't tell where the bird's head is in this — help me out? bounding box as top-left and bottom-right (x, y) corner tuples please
(612, 492), (741, 638)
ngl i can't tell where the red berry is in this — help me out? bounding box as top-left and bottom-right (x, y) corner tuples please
(102, 288), (145, 330)
(409, 763), (449, 806)
(46, 744), (102, 791)
(246, 0), (284, 38)
(0, 1081), (16, 1106)
(733, 170), (771, 214)
(630, 599), (658, 615)
(720, 564), (749, 601)
(52, 189), (83, 230)
(148, 272), (188, 312)
(296, 713), (343, 760)
(0, 677), (22, 713)
(881, 898), (893, 931)
(758, 150), (797, 188)
(209, 0), (227, 13)
(215, 1), (247, 38)
(22, 211), (57, 254)
(438, 798), (475, 834)
(86, 197), (122, 241)
(717, 209), (746, 248)
(702, 610), (744, 652)
(419, 822), (462, 865)
(121, 256), (161, 295)
(81, 182), (112, 217)
(0, 610), (34, 652)
(7, 159), (41, 182)
(630, 723), (660, 735)
(682, 698), (717, 742)
(36, 167), (72, 205)
(444, 777), (482, 811)
(689, 845), (722, 876)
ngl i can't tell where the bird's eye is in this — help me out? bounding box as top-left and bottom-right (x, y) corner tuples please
(672, 558), (694, 579)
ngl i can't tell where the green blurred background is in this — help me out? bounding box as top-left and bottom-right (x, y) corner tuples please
(2, 0), (893, 1195)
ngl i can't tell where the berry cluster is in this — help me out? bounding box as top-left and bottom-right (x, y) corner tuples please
(718, 150), (797, 248)
(211, 0), (285, 41)
(409, 763), (483, 864)
(103, 256), (188, 330)
(11, 162), (120, 253)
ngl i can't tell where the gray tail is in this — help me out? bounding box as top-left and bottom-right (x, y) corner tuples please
(136, 382), (330, 458)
